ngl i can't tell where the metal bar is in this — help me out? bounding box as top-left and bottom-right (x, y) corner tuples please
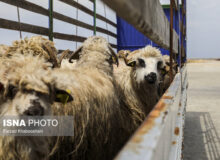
(16, 6), (22, 39)
(181, 0), (185, 66)
(75, 0), (79, 49)
(173, 0), (178, 11)
(104, 3), (109, 41)
(169, 0), (174, 83)
(48, 0), (53, 41)
(93, 0), (96, 35)
(184, 0), (187, 61)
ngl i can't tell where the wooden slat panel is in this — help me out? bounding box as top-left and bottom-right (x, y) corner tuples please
(0, 18), (86, 42)
(101, 0), (179, 53)
(0, 18), (117, 48)
(0, 0), (117, 38)
(59, 0), (117, 28)
(173, 29), (179, 55)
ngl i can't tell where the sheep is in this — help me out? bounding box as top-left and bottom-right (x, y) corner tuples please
(59, 50), (78, 69)
(117, 49), (131, 59)
(0, 54), (73, 160)
(114, 45), (165, 125)
(3, 36), (60, 67)
(49, 36), (133, 160)
(114, 50), (131, 69)
(0, 44), (9, 57)
(159, 55), (178, 95)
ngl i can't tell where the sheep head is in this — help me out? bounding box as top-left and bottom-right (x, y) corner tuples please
(69, 36), (119, 66)
(0, 54), (73, 117)
(4, 36), (60, 68)
(0, 44), (9, 57)
(125, 46), (165, 87)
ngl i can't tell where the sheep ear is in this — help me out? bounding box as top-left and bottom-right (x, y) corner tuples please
(108, 45), (119, 66)
(126, 61), (136, 67)
(161, 67), (168, 76)
(69, 46), (82, 63)
(55, 89), (73, 104)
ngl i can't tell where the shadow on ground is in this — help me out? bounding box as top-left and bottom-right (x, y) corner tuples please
(183, 112), (220, 160)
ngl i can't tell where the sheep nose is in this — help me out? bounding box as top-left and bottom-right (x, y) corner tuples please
(145, 72), (157, 84)
(24, 100), (44, 116)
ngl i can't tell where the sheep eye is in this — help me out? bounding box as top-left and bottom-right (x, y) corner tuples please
(7, 85), (18, 99)
(157, 61), (163, 69)
(138, 58), (145, 67)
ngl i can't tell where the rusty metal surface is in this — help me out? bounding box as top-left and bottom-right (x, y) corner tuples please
(169, 0), (174, 83)
(114, 67), (187, 160)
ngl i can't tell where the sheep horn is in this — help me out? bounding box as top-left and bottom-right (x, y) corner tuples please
(69, 46), (82, 63)
(58, 49), (70, 64)
(123, 57), (129, 66)
(42, 43), (60, 68)
(108, 45), (119, 67)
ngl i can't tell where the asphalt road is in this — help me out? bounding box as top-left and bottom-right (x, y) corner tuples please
(183, 61), (220, 160)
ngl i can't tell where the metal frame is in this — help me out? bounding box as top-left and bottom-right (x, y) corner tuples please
(48, 0), (53, 41)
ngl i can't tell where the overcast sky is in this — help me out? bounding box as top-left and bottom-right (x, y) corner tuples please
(187, 0), (220, 58)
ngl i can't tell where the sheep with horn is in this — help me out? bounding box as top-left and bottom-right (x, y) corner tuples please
(50, 36), (133, 160)
(0, 53), (73, 160)
(114, 46), (165, 129)
(3, 36), (60, 68)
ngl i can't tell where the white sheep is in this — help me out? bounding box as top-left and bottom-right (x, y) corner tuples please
(0, 54), (73, 160)
(50, 36), (133, 160)
(0, 44), (9, 57)
(159, 55), (178, 95)
(114, 45), (165, 126)
(3, 36), (60, 67)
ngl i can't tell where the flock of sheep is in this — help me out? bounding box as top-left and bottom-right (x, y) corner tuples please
(0, 36), (176, 160)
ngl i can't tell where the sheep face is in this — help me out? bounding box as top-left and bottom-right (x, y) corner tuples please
(125, 46), (165, 87)
(0, 54), (73, 117)
(5, 86), (52, 116)
(128, 57), (164, 85)
(1, 80), (73, 117)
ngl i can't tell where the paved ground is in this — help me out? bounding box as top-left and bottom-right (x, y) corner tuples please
(183, 61), (220, 160)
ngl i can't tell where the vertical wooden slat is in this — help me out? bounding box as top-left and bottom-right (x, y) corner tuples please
(181, 0), (185, 66)
(93, 0), (96, 35)
(49, 0), (53, 41)
(16, 6), (22, 39)
(169, 0), (174, 83)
